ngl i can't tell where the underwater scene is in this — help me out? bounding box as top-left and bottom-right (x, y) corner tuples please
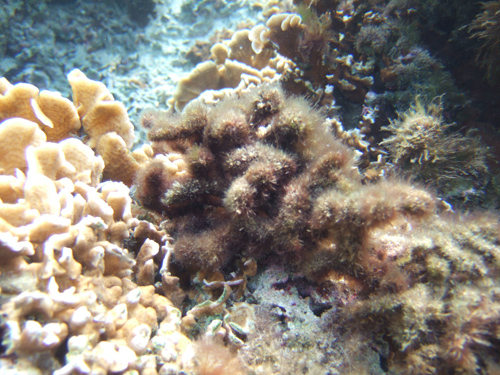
(1, 0), (500, 373)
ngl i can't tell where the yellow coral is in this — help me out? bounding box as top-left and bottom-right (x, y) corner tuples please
(36, 90), (81, 142)
(96, 132), (141, 186)
(0, 118), (46, 175)
(0, 79), (81, 142)
(68, 69), (135, 149)
(0, 81), (40, 124)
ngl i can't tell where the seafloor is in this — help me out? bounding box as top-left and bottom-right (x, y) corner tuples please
(1, 0), (500, 374)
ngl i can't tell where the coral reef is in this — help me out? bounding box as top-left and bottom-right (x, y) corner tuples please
(2, 0), (500, 373)
(168, 0), (495, 192)
(135, 81), (500, 374)
(172, 0), (466, 114)
(0, 70), (140, 187)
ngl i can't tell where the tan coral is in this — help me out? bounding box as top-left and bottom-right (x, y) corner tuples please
(0, 118), (47, 175)
(67, 69), (135, 149)
(78, 183), (115, 225)
(249, 24), (272, 55)
(24, 172), (61, 216)
(173, 61), (220, 111)
(228, 30), (253, 65)
(220, 59), (263, 87)
(0, 170), (25, 203)
(173, 58), (265, 111)
(58, 138), (104, 187)
(0, 201), (39, 227)
(36, 90), (81, 142)
(223, 29), (273, 71)
(0, 216), (29, 241)
(0, 82), (40, 124)
(134, 239), (159, 286)
(211, 43), (229, 65)
(106, 220), (129, 246)
(96, 132), (141, 186)
(249, 14), (302, 56)
(100, 181), (134, 224)
(0, 78), (80, 143)
(267, 12), (303, 31)
(26, 143), (76, 181)
(28, 215), (71, 244)
(131, 144), (154, 165)
(0, 231), (34, 260)
(82, 99), (135, 149)
(67, 69), (114, 118)
(88, 340), (138, 373)
(173, 27), (294, 110)
(8, 320), (69, 354)
(0, 72), (200, 375)
(0, 72), (136, 185)
(1, 276), (94, 354)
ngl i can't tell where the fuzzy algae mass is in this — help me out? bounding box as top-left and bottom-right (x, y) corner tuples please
(139, 85), (436, 279)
